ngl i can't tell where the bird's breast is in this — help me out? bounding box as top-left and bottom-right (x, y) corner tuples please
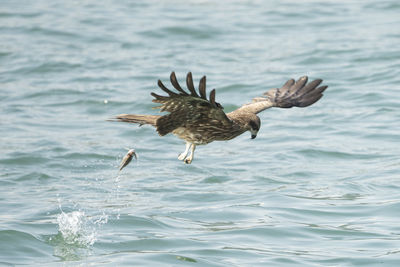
(172, 125), (245, 145)
(172, 127), (210, 145)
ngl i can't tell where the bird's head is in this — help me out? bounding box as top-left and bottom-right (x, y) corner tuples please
(247, 115), (261, 139)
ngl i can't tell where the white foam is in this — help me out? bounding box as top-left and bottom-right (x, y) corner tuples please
(57, 211), (108, 247)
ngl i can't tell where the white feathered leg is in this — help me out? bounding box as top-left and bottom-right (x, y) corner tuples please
(178, 142), (192, 161)
(184, 144), (196, 164)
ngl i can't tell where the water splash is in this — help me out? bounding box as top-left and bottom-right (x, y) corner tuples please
(46, 198), (110, 261)
(56, 210), (108, 247)
(57, 211), (93, 246)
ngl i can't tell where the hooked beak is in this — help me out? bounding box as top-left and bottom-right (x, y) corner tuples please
(251, 134), (257, 139)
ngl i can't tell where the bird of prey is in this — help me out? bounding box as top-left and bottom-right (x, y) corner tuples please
(112, 72), (327, 164)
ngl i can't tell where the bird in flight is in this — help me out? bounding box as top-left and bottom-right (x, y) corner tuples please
(112, 72), (327, 164)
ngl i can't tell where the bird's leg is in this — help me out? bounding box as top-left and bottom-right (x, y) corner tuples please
(184, 144), (196, 164)
(178, 142), (192, 161)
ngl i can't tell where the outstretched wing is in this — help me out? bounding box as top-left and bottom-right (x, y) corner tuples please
(151, 72), (232, 136)
(233, 76), (328, 115)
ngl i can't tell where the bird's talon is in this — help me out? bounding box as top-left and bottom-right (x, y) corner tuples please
(178, 153), (187, 161)
(184, 158), (192, 164)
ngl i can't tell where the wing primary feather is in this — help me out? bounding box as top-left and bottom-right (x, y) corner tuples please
(277, 78), (295, 98)
(186, 72), (199, 97)
(157, 80), (178, 96)
(199, 76), (207, 99)
(297, 93), (323, 107)
(209, 89), (216, 107)
(292, 76), (308, 93)
(281, 78), (295, 90)
(151, 92), (169, 101)
(295, 79), (323, 97)
(170, 72), (188, 95)
(303, 85), (327, 97)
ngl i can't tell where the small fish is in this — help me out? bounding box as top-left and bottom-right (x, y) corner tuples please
(119, 149), (137, 171)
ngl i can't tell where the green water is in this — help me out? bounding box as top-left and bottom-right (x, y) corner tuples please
(1, 0), (399, 266)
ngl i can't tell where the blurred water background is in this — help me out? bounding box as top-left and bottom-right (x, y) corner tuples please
(1, 0), (399, 266)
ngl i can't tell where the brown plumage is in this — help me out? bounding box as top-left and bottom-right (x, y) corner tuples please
(112, 72), (328, 164)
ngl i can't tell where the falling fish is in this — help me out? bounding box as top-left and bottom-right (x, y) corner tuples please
(119, 149), (137, 171)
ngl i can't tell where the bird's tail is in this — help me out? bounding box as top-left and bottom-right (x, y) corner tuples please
(110, 114), (160, 126)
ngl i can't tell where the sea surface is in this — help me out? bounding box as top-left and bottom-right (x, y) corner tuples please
(1, 0), (399, 266)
